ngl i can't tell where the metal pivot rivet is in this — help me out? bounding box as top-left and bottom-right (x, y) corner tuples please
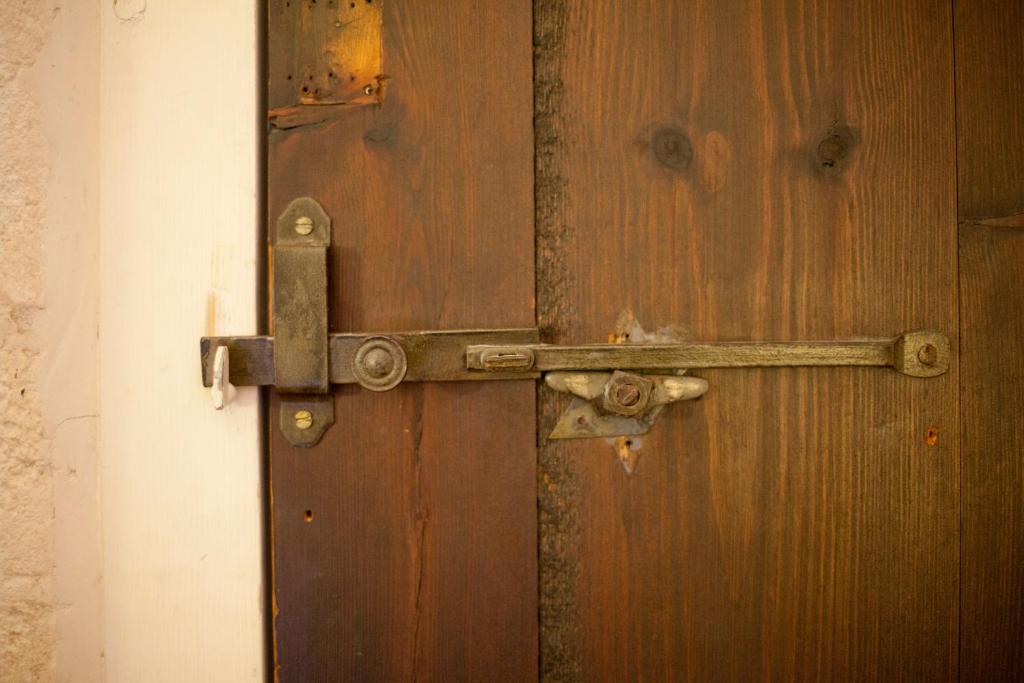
(294, 216), (314, 235)
(294, 410), (313, 430)
(353, 336), (408, 391)
(362, 347), (395, 378)
(917, 343), (938, 366)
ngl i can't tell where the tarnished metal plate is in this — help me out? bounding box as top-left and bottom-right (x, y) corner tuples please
(279, 395), (334, 449)
(273, 197), (331, 394)
(893, 330), (952, 378)
(549, 397), (660, 440)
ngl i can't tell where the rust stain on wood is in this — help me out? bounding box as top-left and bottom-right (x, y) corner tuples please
(268, 0), (384, 129)
(205, 292), (216, 336)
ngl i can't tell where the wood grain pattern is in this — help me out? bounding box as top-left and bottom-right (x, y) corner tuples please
(956, 2), (1024, 679)
(954, 0), (1024, 223)
(959, 224), (1024, 680)
(267, 1), (536, 680)
(536, 1), (959, 680)
(268, 0), (383, 127)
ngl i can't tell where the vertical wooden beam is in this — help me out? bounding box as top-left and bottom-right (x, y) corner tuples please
(266, 2), (536, 680)
(536, 1), (958, 679)
(956, 1), (1024, 677)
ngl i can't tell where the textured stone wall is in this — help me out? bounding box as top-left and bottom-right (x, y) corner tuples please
(0, 2), (58, 679)
(1, 2), (101, 680)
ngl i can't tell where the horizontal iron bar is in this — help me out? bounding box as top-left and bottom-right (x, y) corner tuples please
(200, 328), (540, 387)
(466, 330), (950, 379)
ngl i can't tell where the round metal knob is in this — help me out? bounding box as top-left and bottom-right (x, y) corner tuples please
(353, 336), (407, 391)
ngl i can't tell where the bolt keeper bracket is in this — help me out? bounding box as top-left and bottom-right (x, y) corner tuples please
(200, 197), (952, 447)
(272, 198), (333, 447)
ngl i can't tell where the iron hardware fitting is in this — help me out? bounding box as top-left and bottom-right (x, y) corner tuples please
(201, 197), (951, 446)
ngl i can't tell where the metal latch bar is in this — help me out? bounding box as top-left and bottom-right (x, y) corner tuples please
(466, 330), (950, 378)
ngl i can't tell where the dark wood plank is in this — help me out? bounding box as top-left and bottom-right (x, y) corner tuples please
(954, 0), (1024, 223)
(959, 223), (1024, 681)
(956, 2), (1024, 678)
(267, 2), (537, 680)
(536, 1), (959, 680)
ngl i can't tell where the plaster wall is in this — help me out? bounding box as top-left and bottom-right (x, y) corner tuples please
(1, 1), (102, 680)
(1, 1), (261, 680)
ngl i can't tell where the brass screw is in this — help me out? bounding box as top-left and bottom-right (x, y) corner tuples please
(294, 410), (313, 430)
(613, 383), (642, 407)
(294, 216), (314, 236)
(363, 84), (374, 95)
(917, 343), (937, 366)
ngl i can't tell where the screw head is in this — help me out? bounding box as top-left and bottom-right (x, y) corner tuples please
(613, 382), (642, 407)
(294, 216), (314, 235)
(602, 371), (653, 416)
(294, 409), (313, 430)
(917, 343), (937, 366)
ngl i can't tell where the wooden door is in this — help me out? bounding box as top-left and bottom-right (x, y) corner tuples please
(265, 2), (1024, 681)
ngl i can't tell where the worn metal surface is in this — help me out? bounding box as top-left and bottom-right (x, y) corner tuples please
(201, 329), (540, 387)
(892, 330), (952, 378)
(351, 336), (408, 391)
(273, 197), (330, 394)
(278, 395), (334, 450)
(272, 197), (331, 447)
(467, 330), (951, 378)
(204, 329), (949, 391)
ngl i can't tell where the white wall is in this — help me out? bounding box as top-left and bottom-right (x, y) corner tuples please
(99, 1), (264, 680)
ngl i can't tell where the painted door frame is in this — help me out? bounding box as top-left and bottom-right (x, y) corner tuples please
(98, 1), (264, 679)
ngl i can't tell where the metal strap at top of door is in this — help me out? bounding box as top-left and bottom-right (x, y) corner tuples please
(199, 197), (951, 447)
